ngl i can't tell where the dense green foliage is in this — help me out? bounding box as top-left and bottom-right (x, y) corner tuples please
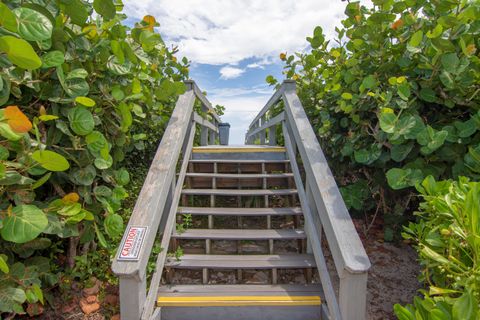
(394, 176), (479, 320)
(0, 0), (188, 316)
(271, 0), (480, 236)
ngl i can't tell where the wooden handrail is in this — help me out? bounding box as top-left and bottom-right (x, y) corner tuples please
(245, 80), (371, 320)
(112, 81), (221, 320)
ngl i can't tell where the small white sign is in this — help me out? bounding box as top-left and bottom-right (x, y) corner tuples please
(118, 226), (148, 261)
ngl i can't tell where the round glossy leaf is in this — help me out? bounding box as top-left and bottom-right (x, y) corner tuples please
(41, 51), (64, 68)
(93, 0), (116, 20)
(0, 3), (18, 32)
(85, 131), (107, 153)
(1, 205), (48, 243)
(68, 107), (94, 136)
(72, 165), (96, 186)
(64, 78), (90, 98)
(114, 168), (130, 185)
(75, 96), (95, 107)
(94, 155), (113, 169)
(104, 213), (123, 238)
(13, 7), (53, 41)
(32, 150), (69, 172)
(0, 36), (42, 69)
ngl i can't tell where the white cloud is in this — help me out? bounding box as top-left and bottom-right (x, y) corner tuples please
(123, 0), (359, 65)
(246, 63), (265, 69)
(219, 66), (245, 79)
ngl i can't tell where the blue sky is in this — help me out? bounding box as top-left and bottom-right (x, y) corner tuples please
(122, 0), (362, 144)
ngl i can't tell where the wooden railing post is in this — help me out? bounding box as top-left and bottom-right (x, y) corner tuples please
(259, 116), (266, 144)
(269, 125), (276, 146)
(200, 127), (208, 146)
(339, 271), (368, 320)
(119, 274), (146, 320)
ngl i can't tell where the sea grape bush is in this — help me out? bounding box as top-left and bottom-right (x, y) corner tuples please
(0, 0), (188, 316)
(394, 176), (479, 320)
(271, 0), (480, 235)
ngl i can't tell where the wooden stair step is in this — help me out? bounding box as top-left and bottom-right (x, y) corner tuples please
(185, 173), (293, 179)
(172, 229), (306, 240)
(181, 189), (297, 196)
(165, 254), (315, 269)
(189, 159), (290, 164)
(178, 207), (302, 216)
(157, 284), (322, 307)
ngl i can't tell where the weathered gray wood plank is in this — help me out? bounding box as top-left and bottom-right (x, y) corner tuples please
(141, 124), (196, 320)
(185, 80), (221, 122)
(246, 112), (284, 139)
(185, 173), (293, 179)
(283, 122), (342, 320)
(178, 207), (302, 216)
(282, 82), (370, 275)
(112, 89), (195, 278)
(172, 229), (306, 240)
(248, 86), (285, 131)
(189, 159), (290, 164)
(181, 189), (297, 196)
(193, 112), (219, 133)
(165, 254), (316, 269)
(158, 284), (323, 296)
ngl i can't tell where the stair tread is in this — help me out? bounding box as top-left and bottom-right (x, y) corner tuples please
(158, 284), (323, 296)
(172, 229), (306, 240)
(165, 254), (315, 269)
(189, 159), (290, 163)
(181, 189), (297, 196)
(178, 207), (302, 216)
(186, 173), (293, 179)
(157, 284), (322, 307)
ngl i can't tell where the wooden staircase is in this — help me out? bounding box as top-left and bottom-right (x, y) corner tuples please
(112, 80), (370, 320)
(158, 146), (322, 319)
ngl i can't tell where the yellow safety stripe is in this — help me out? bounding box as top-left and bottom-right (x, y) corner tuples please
(157, 295), (321, 307)
(192, 147), (286, 153)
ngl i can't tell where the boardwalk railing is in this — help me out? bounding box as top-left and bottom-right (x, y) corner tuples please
(245, 80), (371, 320)
(112, 80), (221, 320)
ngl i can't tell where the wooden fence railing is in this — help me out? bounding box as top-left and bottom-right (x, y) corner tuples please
(112, 80), (221, 320)
(245, 80), (371, 320)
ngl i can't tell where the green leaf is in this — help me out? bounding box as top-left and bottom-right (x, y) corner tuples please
(63, 0), (89, 26)
(454, 119), (477, 138)
(31, 172), (52, 189)
(13, 7), (53, 41)
(439, 71), (454, 88)
(0, 3), (18, 32)
(94, 155), (113, 169)
(93, 0), (116, 20)
(94, 223), (108, 248)
(409, 30), (423, 47)
(394, 304), (415, 320)
(340, 180), (370, 210)
(397, 82), (411, 100)
(341, 92), (353, 100)
(354, 146), (381, 165)
(378, 110), (397, 133)
(32, 150), (69, 172)
(104, 214), (123, 238)
(361, 75), (376, 89)
(0, 36), (42, 69)
(426, 24), (443, 39)
(0, 255), (8, 273)
(391, 142), (414, 162)
(386, 168), (423, 190)
(115, 168), (130, 185)
(68, 107), (95, 136)
(419, 88), (436, 102)
(441, 53), (460, 74)
(0, 287), (26, 313)
(41, 51), (64, 68)
(72, 165), (96, 186)
(0, 205), (48, 243)
(75, 96), (95, 107)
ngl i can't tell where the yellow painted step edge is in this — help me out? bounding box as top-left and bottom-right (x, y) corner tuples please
(192, 147), (286, 153)
(157, 295), (321, 307)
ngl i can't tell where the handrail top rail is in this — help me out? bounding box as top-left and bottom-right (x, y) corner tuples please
(112, 81), (221, 278)
(246, 79), (370, 275)
(185, 80), (221, 123)
(247, 80), (295, 130)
